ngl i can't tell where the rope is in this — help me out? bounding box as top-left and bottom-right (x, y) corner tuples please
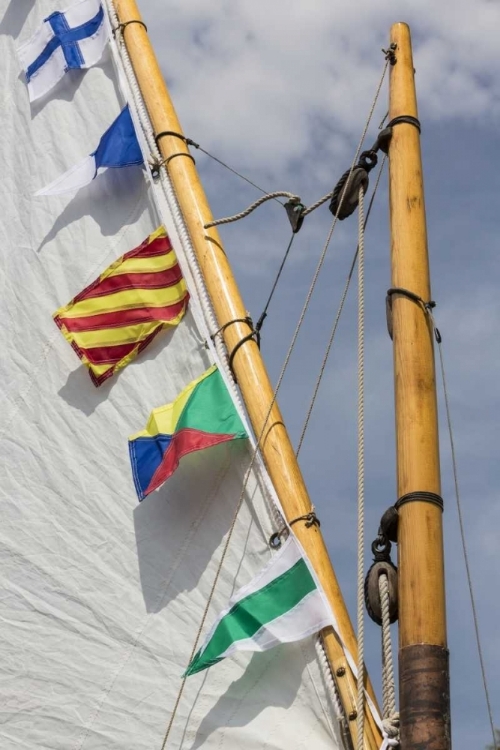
(204, 192), (300, 228)
(302, 56), (390, 219)
(196, 145), (285, 205)
(255, 234), (295, 334)
(296, 156), (386, 457)
(379, 573), (398, 742)
(355, 186), (366, 750)
(435, 330), (498, 750)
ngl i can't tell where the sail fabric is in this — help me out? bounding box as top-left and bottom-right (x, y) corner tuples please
(186, 536), (334, 675)
(53, 226), (189, 386)
(17, 0), (108, 102)
(36, 105), (143, 195)
(129, 365), (248, 499)
(0, 3), (344, 749)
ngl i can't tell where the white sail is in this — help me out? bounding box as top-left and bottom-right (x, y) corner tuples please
(0, 2), (344, 748)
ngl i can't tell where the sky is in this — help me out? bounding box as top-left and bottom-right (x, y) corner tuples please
(137, 2), (500, 748)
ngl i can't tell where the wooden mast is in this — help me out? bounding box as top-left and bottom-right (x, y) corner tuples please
(112, 1), (381, 747)
(388, 23), (451, 750)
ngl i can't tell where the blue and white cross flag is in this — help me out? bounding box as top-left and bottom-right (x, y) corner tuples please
(17, 0), (109, 102)
(36, 105), (144, 196)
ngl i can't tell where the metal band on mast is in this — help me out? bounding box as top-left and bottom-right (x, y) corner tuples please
(111, 1), (382, 747)
(388, 22), (451, 750)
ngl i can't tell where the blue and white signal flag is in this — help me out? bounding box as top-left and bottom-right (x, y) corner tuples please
(18, 0), (109, 102)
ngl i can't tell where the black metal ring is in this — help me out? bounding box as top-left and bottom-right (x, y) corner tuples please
(228, 331), (260, 374)
(164, 152), (196, 167)
(395, 491), (444, 512)
(113, 20), (147, 37)
(386, 115), (421, 133)
(211, 317), (253, 342)
(155, 131), (187, 149)
(289, 512), (321, 529)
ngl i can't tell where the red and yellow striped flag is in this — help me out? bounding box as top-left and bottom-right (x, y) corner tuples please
(54, 226), (189, 387)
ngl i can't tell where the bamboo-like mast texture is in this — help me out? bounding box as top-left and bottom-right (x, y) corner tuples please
(388, 22), (451, 750)
(112, 1), (381, 747)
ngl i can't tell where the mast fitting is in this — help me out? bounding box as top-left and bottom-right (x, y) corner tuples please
(386, 287), (441, 343)
(382, 42), (397, 65)
(154, 130), (200, 150)
(268, 511), (321, 550)
(112, 19), (147, 36)
(364, 537), (398, 625)
(386, 115), (421, 133)
(396, 491), (444, 512)
(210, 316), (261, 381)
(329, 127), (392, 219)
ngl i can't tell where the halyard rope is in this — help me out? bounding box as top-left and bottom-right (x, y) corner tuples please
(434, 324), (498, 750)
(296, 156), (387, 457)
(379, 573), (399, 743)
(356, 185), (366, 750)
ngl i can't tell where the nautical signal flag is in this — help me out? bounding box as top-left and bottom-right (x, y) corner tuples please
(129, 366), (248, 500)
(18, 0), (108, 102)
(36, 105), (143, 196)
(54, 227), (189, 386)
(185, 535), (333, 676)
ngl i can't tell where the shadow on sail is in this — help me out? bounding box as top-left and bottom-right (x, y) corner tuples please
(35, 166), (148, 253)
(187, 646), (310, 749)
(133, 438), (272, 614)
(0, 1), (36, 40)
(30, 53), (120, 117)
(57, 326), (179, 416)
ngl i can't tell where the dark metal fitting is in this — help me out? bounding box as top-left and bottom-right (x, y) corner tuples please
(380, 505), (399, 543)
(269, 532), (283, 549)
(369, 126), (393, 155)
(336, 667), (346, 677)
(284, 198), (306, 233)
(386, 114), (421, 133)
(364, 560), (399, 625)
(289, 511), (321, 529)
(371, 534), (392, 562)
(357, 150), (379, 172)
(329, 166), (369, 220)
(382, 42), (397, 65)
(348, 711), (358, 722)
(395, 491), (444, 512)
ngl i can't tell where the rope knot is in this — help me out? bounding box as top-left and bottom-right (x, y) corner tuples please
(382, 714), (400, 746)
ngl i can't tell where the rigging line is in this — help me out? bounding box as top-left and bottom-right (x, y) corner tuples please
(302, 55), (390, 219)
(436, 336), (498, 750)
(255, 233), (295, 333)
(196, 145), (286, 205)
(378, 574), (398, 725)
(355, 186), (366, 750)
(204, 191), (300, 228)
(296, 156), (387, 457)
(160, 56), (390, 747)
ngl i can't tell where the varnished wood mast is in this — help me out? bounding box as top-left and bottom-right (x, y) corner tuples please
(113, 1), (381, 747)
(389, 23), (450, 750)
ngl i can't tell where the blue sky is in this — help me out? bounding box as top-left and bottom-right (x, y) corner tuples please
(140, 2), (500, 748)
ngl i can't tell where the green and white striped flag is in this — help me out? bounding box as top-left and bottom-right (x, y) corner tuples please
(185, 535), (333, 676)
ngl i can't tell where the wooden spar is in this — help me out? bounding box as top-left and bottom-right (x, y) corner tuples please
(112, 1), (381, 747)
(388, 23), (451, 750)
